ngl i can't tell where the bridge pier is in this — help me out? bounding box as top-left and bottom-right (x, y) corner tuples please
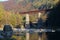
(25, 14), (30, 40)
(38, 12), (47, 40)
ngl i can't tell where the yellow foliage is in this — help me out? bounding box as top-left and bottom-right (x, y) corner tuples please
(30, 14), (37, 22)
(33, 0), (59, 8)
(41, 13), (48, 22)
(0, 5), (23, 27)
(53, 0), (59, 5)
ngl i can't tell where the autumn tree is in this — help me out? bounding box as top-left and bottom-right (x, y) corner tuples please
(0, 4), (6, 27)
(33, 0), (59, 9)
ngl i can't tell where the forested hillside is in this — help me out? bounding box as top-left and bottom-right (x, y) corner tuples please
(0, 0), (59, 12)
(0, 0), (59, 27)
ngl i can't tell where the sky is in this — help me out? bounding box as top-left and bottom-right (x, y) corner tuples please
(0, 0), (8, 2)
